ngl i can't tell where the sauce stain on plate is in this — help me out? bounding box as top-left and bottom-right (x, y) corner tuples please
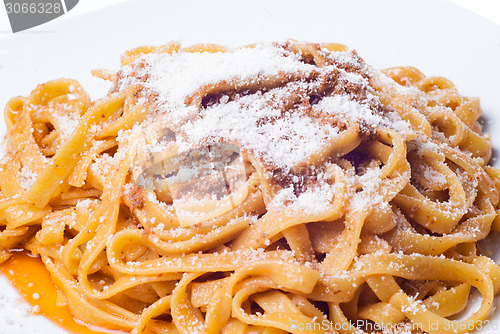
(0, 252), (124, 334)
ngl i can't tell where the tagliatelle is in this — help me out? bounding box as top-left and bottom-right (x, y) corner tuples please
(1, 40), (500, 334)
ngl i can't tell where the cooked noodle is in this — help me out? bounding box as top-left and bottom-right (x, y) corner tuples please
(1, 40), (500, 334)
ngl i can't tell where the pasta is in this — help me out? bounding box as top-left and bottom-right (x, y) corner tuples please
(1, 40), (500, 334)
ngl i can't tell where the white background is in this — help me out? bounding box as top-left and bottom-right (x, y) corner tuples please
(0, 0), (499, 35)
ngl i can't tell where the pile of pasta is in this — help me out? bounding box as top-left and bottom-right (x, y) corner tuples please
(1, 40), (500, 334)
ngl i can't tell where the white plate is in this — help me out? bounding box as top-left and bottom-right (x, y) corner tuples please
(1, 0), (500, 333)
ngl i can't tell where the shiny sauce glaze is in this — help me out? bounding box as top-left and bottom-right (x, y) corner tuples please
(0, 252), (126, 334)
